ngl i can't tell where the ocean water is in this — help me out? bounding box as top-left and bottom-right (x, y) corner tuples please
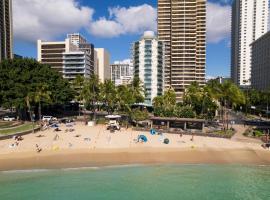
(0, 165), (270, 200)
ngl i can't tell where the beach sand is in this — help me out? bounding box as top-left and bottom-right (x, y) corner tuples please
(0, 123), (269, 171)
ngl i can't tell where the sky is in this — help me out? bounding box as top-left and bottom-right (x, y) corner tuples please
(13, 0), (233, 78)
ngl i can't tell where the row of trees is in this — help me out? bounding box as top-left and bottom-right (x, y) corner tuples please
(243, 89), (270, 116)
(153, 80), (245, 130)
(72, 74), (145, 122)
(2, 58), (267, 127)
(0, 59), (74, 120)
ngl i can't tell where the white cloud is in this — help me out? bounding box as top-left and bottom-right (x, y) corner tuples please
(90, 18), (124, 38)
(13, 0), (231, 45)
(13, 0), (93, 42)
(89, 4), (157, 38)
(207, 2), (231, 43)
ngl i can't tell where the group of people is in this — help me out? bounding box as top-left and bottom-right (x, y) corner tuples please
(9, 135), (24, 148)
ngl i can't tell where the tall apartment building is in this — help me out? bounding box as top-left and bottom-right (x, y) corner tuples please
(37, 34), (95, 81)
(158, 0), (206, 101)
(132, 31), (165, 106)
(0, 0), (13, 62)
(231, 0), (268, 87)
(94, 48), (110, 83)
(251, 32), (270, 91)
(111, 61), (133, 86)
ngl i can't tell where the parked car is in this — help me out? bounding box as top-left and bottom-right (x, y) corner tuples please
(42, 116), (57, 122)
(3, 116), (16, 121)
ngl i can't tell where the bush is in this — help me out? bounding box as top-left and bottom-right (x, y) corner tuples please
(175, 106), (196, 118)
(253, 130), (263, 137)
(131, 109), (149, 122)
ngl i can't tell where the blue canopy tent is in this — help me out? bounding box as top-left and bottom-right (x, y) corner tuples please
(138, 135), (148, 142)
(150, 129), (156, 135)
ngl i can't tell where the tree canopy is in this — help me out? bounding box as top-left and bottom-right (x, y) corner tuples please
(0, 58), (74, 119)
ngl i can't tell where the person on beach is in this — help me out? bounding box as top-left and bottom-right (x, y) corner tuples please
(35, 144), (42, 153)
(191, 133), (194, 142)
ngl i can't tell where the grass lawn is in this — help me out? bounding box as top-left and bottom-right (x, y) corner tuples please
(0, 123), (38, 136)
(0, 122), (14, 129)
(213, 129), (235, 137)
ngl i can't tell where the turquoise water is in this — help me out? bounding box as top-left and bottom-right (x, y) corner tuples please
(0, 165), (270, 200)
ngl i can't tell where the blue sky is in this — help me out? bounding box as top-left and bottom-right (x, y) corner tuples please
(13, 0), (232, 78)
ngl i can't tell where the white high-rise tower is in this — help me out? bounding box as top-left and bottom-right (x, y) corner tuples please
(231, 0), (268, 87)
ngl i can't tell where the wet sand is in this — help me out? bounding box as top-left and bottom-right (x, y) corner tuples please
(1, 148), (270, 171)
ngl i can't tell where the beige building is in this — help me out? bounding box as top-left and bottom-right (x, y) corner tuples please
(37, 39), (75, 73)
(251, 32), (270, 91)
(158, 0), (206, 100)
(94, 48), (110, 83)
(0, 0), (13, 62)
(37, 34), (95, 81)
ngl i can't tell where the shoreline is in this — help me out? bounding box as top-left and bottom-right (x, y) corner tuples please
(1, 147), (270, 171)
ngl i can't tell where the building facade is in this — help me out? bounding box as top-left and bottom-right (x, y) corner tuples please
(251, 32), (270, 91)
(231, 0), (268, 87)
(111, 61), (133, 86)
(37, 34), (95, 81)
(63, 51), (92, 80)
(132, 31), (165, 106)
(158, 0), (206, 101)
(0, 0), (13, 62)
(67, 33), (87, 47)
(94, 48), (110, 83)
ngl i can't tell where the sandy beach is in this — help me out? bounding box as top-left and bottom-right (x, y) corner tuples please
(0, 122), (270, 171)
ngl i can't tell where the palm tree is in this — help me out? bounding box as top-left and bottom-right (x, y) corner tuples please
(72, 75), (85, 116)
(220, 81), (245, 130)
(100, 80), (117, 114)
(32, 84), (51, 122)
(82, 74), (101, 121)
(153, 88), (176, 117)
(130, 76), (144, 103)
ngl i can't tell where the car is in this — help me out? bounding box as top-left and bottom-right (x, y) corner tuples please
(42, 116), (53, 122)
(3, 116), (16, 121)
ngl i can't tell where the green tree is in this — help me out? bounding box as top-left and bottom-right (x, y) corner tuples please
(100, 80), (117, 114)
(72, 75), (85, 116)
(130, 76), (145, 103)
(153, 88), (177, 117)
(0, 58), (74, 120)
(175, 105), (196, 118)
(82, 74), (101, 121)
(31, 84), (51, 122)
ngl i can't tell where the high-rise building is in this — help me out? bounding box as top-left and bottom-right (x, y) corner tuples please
(37, 34), (95, 81)
(132, 31), (165, 106)
(0, 0), (13, 62)
(231, 0), (268, 87)
(251, 32), (270, 91)
(111, 60), (133, 86)
(158, 0), (206, 101)
(94, 48), (110, 83)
